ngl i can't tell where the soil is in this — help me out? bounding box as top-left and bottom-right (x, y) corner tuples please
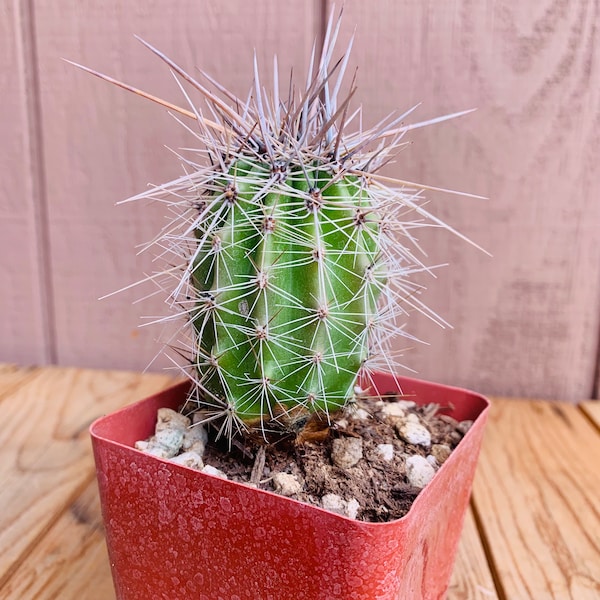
(193, 393), (472, 522)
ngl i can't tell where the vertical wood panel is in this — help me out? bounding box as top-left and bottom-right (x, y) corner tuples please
(0, 1), (50, 365)
(333, 0), (600, 401)
(33, 0), (321, 372)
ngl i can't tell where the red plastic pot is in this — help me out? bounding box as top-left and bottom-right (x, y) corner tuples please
(91, 373), (489, 600)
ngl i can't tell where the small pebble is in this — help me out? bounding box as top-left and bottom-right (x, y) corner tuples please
(406, 413), (419, 424)
(321, 493), (347, 516)
(377, 443), (394, 461)
(321, 494), (359, 519)
(396, 421), (432, 447)
(380, 403), (406, 418)
(426, 454), (438, 468)
(431, 444), (451, 464)
(346, 498), (360, 520)
(201, 465), (228, 480)
(331, 437), (363, 469)
(154, 428), (185, 454)
(134, 440), (173, 459)
(156, 408), (190, 432)
(182, 423), (208, 454)
(352, 408), (371, 421)
(439, 415), (459, 428)
(397, 400), (417, 410)
(458, 420), (474, 435)
(170, 451), (203, 470)
(406, 455), (436, 489)
(272, 472), (303, 496)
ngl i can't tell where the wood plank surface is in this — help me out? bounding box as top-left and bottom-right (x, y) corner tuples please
(0, 1), (50, 365)
(472, 398), (600, 599)
(32, 0), (320, 373)
(334, 0), (600, 402)
(0, 366), (173, 589)
(1, 480), (114, 600)
(580, 401), (600, 431)
(448, 506), (499, 599)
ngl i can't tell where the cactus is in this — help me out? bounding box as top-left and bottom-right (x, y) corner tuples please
(72, 13), (481, 438)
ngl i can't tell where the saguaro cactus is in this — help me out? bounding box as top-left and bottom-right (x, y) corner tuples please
(72, 13), (480, 436)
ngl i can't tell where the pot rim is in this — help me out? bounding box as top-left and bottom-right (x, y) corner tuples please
(90, 372), (490, 527)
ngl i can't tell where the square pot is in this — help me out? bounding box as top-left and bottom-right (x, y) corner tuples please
(90, 372), (489, 599)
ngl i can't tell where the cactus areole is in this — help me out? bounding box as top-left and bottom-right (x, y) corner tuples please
(75, 15), (479, 438)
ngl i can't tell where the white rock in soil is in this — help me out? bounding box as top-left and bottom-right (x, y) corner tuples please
(426, 454), (438, 468)
(397, 400), (417, 410)
(170, 451), (204, 470)
(331, 437), (363, 469)
(406, 413), (420, 424)
(352, 408), (371, 421)
(321, 494), (361, 519)
(272, 472), (303, 496)
(154, 428), (185, 454)
(156, 408), (190, 432)
(431, 444), (451, 464)
(406, 455), (436, 489)
(377, 443), (394, 462)
(458, 420), (474, 435)
(335, 418), (349, 430)
(201, 465), (228, 480)
(134, 440), (173, 459)
(321, 493), (347, 515)
(182, 423), (208, 454)
(346, 498), (361, 520)
(380, 403), (407, 418)
(396, 421), (432, 448)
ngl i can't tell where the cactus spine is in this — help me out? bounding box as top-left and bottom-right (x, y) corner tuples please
(76, 12), (481, 437)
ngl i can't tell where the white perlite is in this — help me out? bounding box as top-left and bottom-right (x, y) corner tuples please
(201, 465), (228, 479)
(457, 420), (474, 435)
(331, 437), (363, 469)
(352, 407), (371, 421)
(377, 443), (394, 461)
(321, 494), (360, 519)
(396, 420), (432, 447)
(183, 422), (208, 455)
(170, 451), (204, 470)
(272, 472), (303, 496)
(426, 454), (438, 468)
(406, 455), (436, 489)
(156, 408), (190, 432)
(431, 444), (452, 464)
(346, 498), (361, 520)
(380, 403), (406, 418)
(135, 408), (190, 458)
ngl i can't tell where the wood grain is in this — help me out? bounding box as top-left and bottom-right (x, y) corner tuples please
(32, 0), (320, 373)
(580, 400), (600, 431)
(472, 398), (600, 599)
(0, 366), (173, 589)
(0, 1), (50, 365)
(448, 505), (499, 599)
(332, 0), (600, 402)
(2, 481), (114, 600)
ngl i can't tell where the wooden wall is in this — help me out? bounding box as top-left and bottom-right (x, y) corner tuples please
(1, 0), (599, 402)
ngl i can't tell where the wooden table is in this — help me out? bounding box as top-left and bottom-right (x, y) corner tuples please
(0, 364), (598, 599)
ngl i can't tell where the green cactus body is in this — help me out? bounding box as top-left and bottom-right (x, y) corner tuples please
(86, 13), (478, 438)
(192, 162), (383, 426)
